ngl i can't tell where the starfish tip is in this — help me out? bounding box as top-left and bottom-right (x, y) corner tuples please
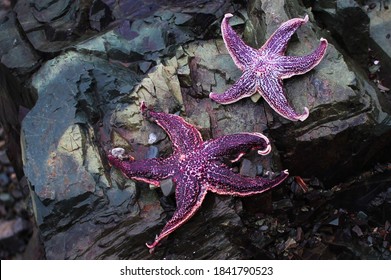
(258, 144), (271, 156)
(146, 243), (156, 254)
(111, 147), (125, 156)
(209, 92), (229, 104)
(224, 13), (233, 19)
(303, 14), (309, 22)
(298, 107), (310, 122)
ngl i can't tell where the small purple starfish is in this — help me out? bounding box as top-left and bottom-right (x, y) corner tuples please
(107, 103), (289, 252)
(209, 14), (328, 121)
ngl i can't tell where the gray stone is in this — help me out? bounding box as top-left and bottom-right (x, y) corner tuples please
(367, 3), (391, 90)
(313, 0), (370, 66)
(0, 12), (40, 74)
(357, 211), (368, 224)
(160, 178), (175, 197)
(146, 146), (159, 159)
(273, 198), (293, 210)
(89, 0), (114, 31)
(240, 159), (257, 177)
(329, 217), (339, 226)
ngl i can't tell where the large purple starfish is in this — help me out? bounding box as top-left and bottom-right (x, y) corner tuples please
(209, 14), (328, 121)
(107, 103), (289, 252)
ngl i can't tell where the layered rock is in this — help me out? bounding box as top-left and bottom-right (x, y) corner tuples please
(0, 0), (390, 259)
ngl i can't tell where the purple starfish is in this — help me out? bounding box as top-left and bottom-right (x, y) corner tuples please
(209, 14), (328, 121)
(107, 103), (289, 252)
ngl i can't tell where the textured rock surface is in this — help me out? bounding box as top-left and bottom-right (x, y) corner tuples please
(254, 0), (391, 186)
(366, 1), (391, 90)
(18, 0), (249, 259)
(0, 0), (390, 259)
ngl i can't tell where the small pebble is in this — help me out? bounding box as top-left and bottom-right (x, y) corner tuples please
(352, 225), (363, 237)
(329, 218), (339, 226)
(146, 146), (159, 159)
(240, 159), (257, 177)
(259, 225), (269, 231)
(148, 133), (157, 144)
(0, 193), (14, 206)
(357, 211), (368, 224)
(160, 178), (175, 196)
(111, 147), (125, 158)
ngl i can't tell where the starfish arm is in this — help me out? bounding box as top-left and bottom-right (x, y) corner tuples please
(203, 132), (271, 161)
(258, 73), (309, 121)
(261, 15), (309, 55)
(143, 105), (203, 154)
(209, 70), (258, 104)
(108, 152), (174, 186)
(146, 176), (208, 251)
(221, 13), (258, 70)
(276, 38), (328, 79)
(206, 162), (289, 197)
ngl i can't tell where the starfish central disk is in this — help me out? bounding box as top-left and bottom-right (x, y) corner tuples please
(107, 103), (289, 252)
(209, 14), (328, 121)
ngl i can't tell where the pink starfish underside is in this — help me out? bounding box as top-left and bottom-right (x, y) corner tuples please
(107, 104), (289, 252)
(209, 13), (328, 121)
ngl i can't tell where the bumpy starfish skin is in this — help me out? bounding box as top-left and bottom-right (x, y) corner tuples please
(209, 14), (328, 121)
(107, 104), (289, 251)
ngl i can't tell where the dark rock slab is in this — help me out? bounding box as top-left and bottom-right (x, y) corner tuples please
(20, 51), (161, 259)
(89, 0), (114, 31)
(0, 11), (40, 75)
(21, 5), (248, 256)
(366, 2), (391, 90)
(159, 195), (245, 259)
(14, 0), (89, 52)
(312, 0), (370, 66)
(16, 0), (391, 260)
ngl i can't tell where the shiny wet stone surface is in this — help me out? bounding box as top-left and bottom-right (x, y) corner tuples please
(0, 0), (391, 259)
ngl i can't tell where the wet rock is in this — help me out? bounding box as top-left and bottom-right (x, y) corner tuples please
(21, 51), (164, 259)
(366, 2), (391, 89)
(160, 178), (175, 197)
(19, 1), (251, 259)
(313, 0), (370, 66)
(352, 225), (364, 237)
(0, 11), (40, 75)
(356, 211), (368, 224)
(273, 198), (293, 211)
(89, 0), (114, 31)
(7, 0), (391, 260)
(146, 146), (159, 159)
(251, 0), (391, 186)
(161, 195), (245, 259)
(240, 159), (257, 177)
(13, 0), (88, 52)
